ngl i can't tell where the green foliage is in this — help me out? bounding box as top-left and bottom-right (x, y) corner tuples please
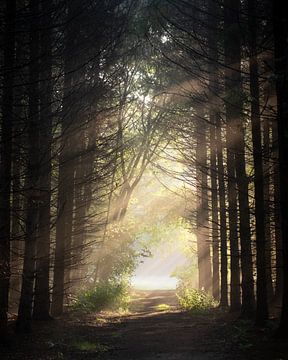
(176, 286), (218, 312)
(73, 279), (130, 313)
(96, 225), (139, 283)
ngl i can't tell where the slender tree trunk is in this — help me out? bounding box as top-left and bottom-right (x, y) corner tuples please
(224, 0), (241, 311)
(210, 124), (220, 300)
(262, 55), (281, 303)
(51, 159), (69, 316)
(33, 0), (53, 320)
(208, 0), (220, 301)
(225, 142), (240, 311)
(268, 71), (283, 302)
(51, 138), (75, 316)
(273, 0), (288, 337)
(262, 58), (275, 302)
(16, 0), (40, 332)
(10, 127), (23, 308)
(71, 135), (86, 284)
(248, 0), (268, 324)
(224, 0), (255, 315)
(216, 116), (228, 307)
(51, 0), (79, 316)
(263, 113), (274, 302)
(10, 28), (26, 309)
(196, 113), (212, 293)
(0, 0), (16, 339)
(272, 119), (283, 302)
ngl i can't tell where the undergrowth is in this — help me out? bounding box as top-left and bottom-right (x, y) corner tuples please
(72, 279), (130, 312)
(176, 285), (218, 312)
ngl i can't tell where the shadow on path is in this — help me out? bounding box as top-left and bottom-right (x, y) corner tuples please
(3, 290), (286, 360)
(60, 290), (241, 360)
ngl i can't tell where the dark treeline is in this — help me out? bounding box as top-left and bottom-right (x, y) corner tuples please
(0, 0), (288, 342)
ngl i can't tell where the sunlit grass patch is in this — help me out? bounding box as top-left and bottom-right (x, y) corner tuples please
(156, 303), (171, 311)
(71, 340), (109, 353)
(95, 317), (108, 325)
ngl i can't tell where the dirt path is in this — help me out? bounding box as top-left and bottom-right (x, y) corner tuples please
(129, 289), (179, 312)
(2, 290), (288, 359)
(96, 290), (235, 360)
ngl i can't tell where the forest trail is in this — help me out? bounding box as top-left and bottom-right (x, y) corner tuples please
(129, 289), (179, 313)
(96, 289), (234, 360)
(3, 290), (285, 360)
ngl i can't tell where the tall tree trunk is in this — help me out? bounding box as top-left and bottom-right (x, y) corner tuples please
(273, 0), (288, 337)
(262, 54), (281, 303)
(33, 0), (53, 320)
(263, 110), (274, 302)
(216, 117), (228, 307)
(10, 126), (23, 308)
(51, 132), (75, 316)
(16, 0), (40, 332)
(196, 113), (212, 293)
(0, 0), (16, 339)
(268, 69), (283, 302)
(10, 27), (26, 309)
(224, 0), (241, 311)
(51, 0), (79, 316)
(210, 124), (220, 300)
(248, 0), (268, 324)
(224, 0), (255, 315)
(71, 135), (86, 285)
(272, 119), (283, 302)
(225, 141), (240, 311)
(208, 0), (220, 301)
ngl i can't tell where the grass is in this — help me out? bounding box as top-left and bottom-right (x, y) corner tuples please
(156, 303), (171, 311)
(71, 340), (109, 353)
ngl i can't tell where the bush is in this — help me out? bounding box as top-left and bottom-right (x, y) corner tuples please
(176, 286), (217, 311)
(73, 279), (130, 312)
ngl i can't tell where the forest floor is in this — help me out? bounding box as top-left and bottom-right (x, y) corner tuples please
(2, 290), (288, 360)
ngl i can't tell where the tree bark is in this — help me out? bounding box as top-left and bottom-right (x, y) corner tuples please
(272, 118), (283, 302)
(248, 0), (268, 324)
(33, 0), (53, 320)
(216, 116), (229, 308)
(0, 0), (16, 339)
(16, 0), (40, 333)
(10, 125), (23, 308)
(71, 135), (87, 285)
(196, 112), (212, 293)
(224, 0), (255, 315)
(273, 0), (288, 337)
(210, 124), (220, 300)
(208, 0), (220, 301)
(51, 0), (79, 316)
(263, 121), (274, 302)
(224, 0), (241, 312)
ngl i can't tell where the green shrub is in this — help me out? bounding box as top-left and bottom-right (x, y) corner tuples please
(73, 279), (130, 312)
(176, 286), (217, 311)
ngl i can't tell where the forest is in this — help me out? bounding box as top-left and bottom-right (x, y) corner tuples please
(0, 0), (288, 359)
